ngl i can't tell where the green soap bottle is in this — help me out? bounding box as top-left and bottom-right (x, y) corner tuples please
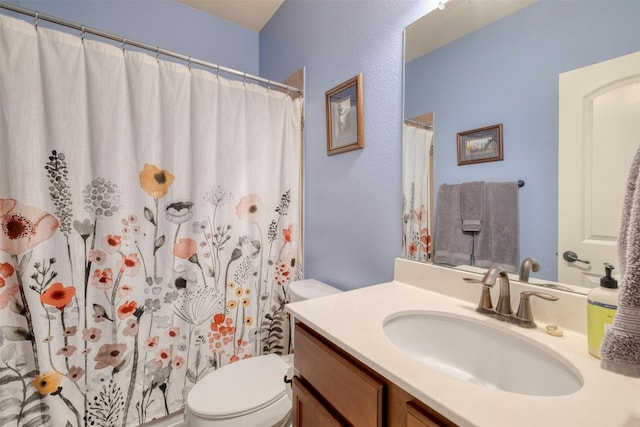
(587, 263), (619, 358)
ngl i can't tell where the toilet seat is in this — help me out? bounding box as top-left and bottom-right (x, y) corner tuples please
(187, 354), (290, 420)
(289, 279), (341, 302)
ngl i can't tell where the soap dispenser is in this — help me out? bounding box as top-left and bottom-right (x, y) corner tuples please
(587, 262), (619, 358)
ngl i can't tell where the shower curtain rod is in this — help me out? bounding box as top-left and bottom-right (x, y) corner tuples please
(0, 1), (303, 95)
(404, 118), (432, 129)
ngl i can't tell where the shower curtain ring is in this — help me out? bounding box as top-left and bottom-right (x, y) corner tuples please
(33, 12), (39, 30)
(187, 56), (192, 70)
(155, 47), (160, 63)
(80, 25), (86, 42)
(121, 38), (127, 52)
(243, 72), (247, 85)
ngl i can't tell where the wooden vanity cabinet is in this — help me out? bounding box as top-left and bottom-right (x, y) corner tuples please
(292, 376), (345, 426)
(292, 322), (458, 427)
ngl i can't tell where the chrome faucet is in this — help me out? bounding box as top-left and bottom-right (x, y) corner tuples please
(472, 266), (558, 328)
(518, 257), (540, 282)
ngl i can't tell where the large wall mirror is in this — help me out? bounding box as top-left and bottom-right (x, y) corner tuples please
(403, 0), (640, 292)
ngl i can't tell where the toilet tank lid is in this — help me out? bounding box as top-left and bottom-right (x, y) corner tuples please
(187, 354), (289, 419)
(288, 279), (341, 301)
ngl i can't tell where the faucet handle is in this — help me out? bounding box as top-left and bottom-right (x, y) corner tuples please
(464, 278), (494, 314)
(515, 291), (559, 328)
(477, 283), (494, 314)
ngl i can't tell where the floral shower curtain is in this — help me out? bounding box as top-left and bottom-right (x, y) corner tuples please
(402, 123), (433, 262)
(0, 14), (302, 427)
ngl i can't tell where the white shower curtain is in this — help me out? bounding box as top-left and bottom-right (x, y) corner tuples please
(402, 123), (433, 262)
(0, 14), (302, 426)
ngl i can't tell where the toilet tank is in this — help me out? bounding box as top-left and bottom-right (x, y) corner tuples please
(288, 279), (341, 303)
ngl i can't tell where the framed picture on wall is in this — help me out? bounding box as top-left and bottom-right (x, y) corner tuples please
(457, 124), (503, 165)
(325, 74), (364, 155)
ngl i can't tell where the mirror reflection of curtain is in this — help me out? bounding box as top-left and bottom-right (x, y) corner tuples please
(0, 14), (302, 426)
(402, 123), (433, 262)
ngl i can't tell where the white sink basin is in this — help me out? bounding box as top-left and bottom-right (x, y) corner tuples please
(383, 311), (583, 396)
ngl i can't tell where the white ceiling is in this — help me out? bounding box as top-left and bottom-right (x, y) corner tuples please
(177, 0), (536, 55)
(405, 0), (536, 62)
(176, 0), (285, 32)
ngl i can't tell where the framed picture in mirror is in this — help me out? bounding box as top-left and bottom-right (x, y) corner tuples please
(457, 124), (503, 165)
(325, 74), (364, 155)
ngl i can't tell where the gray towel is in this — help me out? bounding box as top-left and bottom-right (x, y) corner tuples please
(474, 182), (519, 273)
(460, 181), (484, 232)
(600, 146), (640, 378)
(434, 184), (473, 266)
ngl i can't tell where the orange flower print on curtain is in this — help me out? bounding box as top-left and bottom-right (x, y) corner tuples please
(420, 227), (432, 255)
(91, 268), (114, 290)
(0, 282), (19, 309)
(282, 225), (293, 243)
(0, 262), (14, 277)
(102, 234), (122, 254)
(0, 262), (18, 309)
(117, 300), (138, 319)
(118, 253), (141, 276)
(139, 163), (175, 199)
(32, 371), (63, 395)
(40, 282), (76, 310)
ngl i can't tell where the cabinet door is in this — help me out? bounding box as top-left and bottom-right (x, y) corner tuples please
(295, 323), (384, 426)
(406, 402), (452, 427)
(292, 376), (345, 427)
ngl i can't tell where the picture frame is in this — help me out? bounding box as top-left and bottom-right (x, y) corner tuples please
(457, 124), (503, 165)
(325, 74), (364, 155)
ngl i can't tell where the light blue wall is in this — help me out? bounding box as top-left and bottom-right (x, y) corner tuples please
(259, 1), (431, 290)
(405, 1), (640, 281)
(6, 0), (259, 74)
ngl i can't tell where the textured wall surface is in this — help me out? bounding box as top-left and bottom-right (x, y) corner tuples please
(260, 1), (432, 290)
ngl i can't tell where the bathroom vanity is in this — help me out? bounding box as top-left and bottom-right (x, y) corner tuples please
(292, 321), (454, 426)
(287, 259), (640, 426)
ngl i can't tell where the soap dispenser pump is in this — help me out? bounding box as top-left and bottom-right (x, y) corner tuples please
(587, 262), (619, 358)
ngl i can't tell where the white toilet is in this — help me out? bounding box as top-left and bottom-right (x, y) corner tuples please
(184, 279), (341, 427)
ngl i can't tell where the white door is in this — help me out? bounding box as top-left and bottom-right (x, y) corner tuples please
(558, 51), (640, 288)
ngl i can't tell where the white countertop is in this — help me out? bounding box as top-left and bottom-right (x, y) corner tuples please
(287, 259), (640, 427)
